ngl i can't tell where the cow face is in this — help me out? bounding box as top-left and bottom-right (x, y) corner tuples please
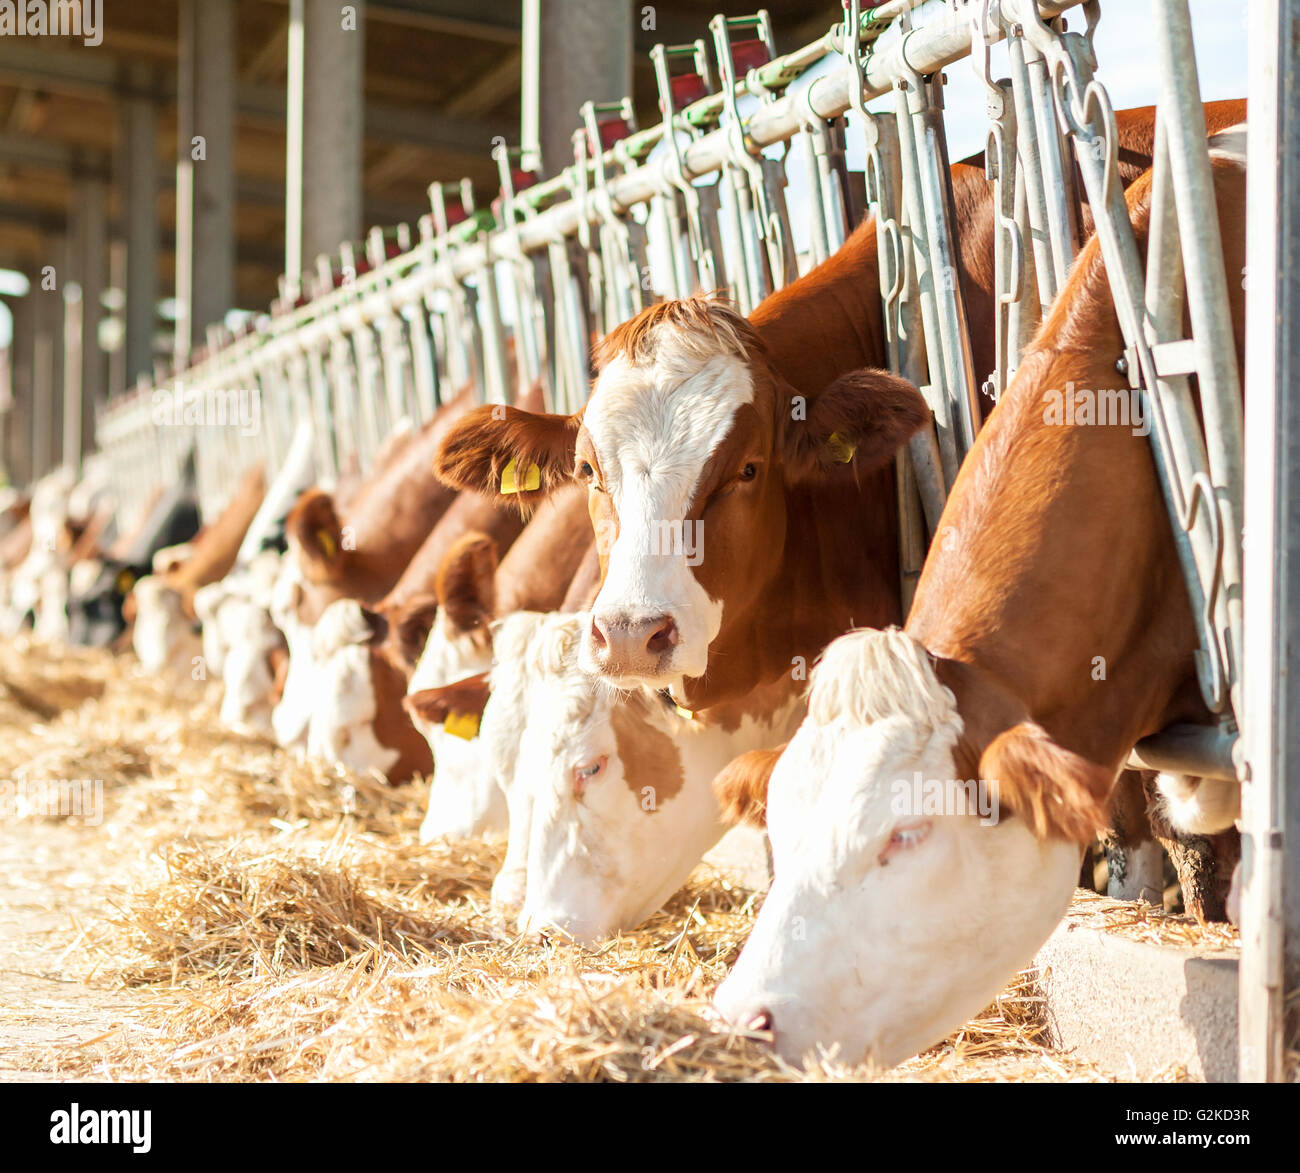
(132, 576), (200, 676)
(304, 597), (434, 782)
(434, 297), (926, 705)
(217, 597), (285, 737)
(68, 559), (145, 647)
(307, 599), (406, 777)
(491, 612), (794, 944)
(269, 489), (355, 749)
(712, 628), (1106, 1069)
(405, 675), (504, 841)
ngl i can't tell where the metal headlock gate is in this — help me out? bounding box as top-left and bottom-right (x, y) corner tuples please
(90, 0), (1292, 1078)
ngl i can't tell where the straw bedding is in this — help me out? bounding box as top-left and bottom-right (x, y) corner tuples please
(0, 637), (1227, 1082)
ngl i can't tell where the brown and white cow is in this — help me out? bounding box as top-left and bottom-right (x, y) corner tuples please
(403, 483), (595, 836)
(711, 143), (1249, 1068)
(302, 386), (552, 780)
(270, 387), (476, 748)
(422, 100), (1248, 942)
(131, 463), (267, 677)
(304, 486), (528, 782)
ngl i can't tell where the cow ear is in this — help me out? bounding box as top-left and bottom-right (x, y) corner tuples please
(286, 489), (345, 579)
(434, 405), (581, 513)
(404, 672), (492, 728)
(979, 722), (1115, 844)
(435, 531), (498, 633)
(783, 368), (928, 482)
(392, 595), (440, 667)
(713, 744), (787, 827)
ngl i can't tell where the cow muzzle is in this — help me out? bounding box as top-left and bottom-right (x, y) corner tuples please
(585, 611), (679, 680)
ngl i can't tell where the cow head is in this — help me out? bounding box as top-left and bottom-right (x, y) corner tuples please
(406, 531), (498, 697)
(305, 598), (433, 781)
(132, 575), (200, 677)
(712, 627), (1111, 1068)
(434, 296), (926, 707)
(269, 489), (354, 748)
(487, 612), (785, 944)
(68, 558), (148, 647)
(405, 673), (504, 841)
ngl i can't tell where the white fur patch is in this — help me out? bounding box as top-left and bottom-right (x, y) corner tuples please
(580, 343), (753, 684)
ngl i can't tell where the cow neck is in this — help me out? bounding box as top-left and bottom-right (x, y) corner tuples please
(905, 227), (1222, 778)
(748, 215), (888, 394)
(344, 431), (458, 602)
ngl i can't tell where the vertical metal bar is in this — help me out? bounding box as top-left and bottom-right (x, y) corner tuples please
(285, 0), (305, 289)
(1241, 0), (1296, 1086)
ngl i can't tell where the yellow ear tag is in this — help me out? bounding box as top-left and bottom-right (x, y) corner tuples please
(674, 703), (695, 722)
(316, 529), (337, 559)
(827, 431), (857, 464)
(116, 569), (136, 595)
(444, 710), (481, 740)
(500, 458), (541, 495)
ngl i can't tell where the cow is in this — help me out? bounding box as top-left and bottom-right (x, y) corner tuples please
(500, 612), (799, 940)
(299, 386), (552, 779)
(130, 463), (266, 676)
(270, 387), (476, 749)
(68, 452), (201, 648)
(709, 142), (1249, 1069)
(423, 100), (1250, 940)
(399, 485), (595, 837)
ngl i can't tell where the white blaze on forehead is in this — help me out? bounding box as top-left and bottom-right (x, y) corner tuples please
(582, 346), (753, 680)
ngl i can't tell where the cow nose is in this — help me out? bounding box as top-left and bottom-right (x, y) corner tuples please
(589, 613), (678, 674)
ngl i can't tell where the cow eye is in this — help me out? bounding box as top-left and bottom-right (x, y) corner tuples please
(577, 461), (594, 480)
(572, 755), (608, 795)
(879, 819), (933, 865)
(739, 463), (757, 481)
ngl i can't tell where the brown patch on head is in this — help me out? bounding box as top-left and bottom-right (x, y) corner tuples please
(267, 644), (289, 706)
(610, 702), (683, 811)
(435, 531), (498, 633)
(979, 721), (1115, 844)
(712, 744), (786, 827)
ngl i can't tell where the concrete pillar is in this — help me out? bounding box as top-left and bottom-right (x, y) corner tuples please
(63, 180), (106, 470)
(6, 286), (34, 487)
(175, 0), (235, 362)
(30, 257), (63, 480)
(537, 0), (631, 178)
(122, 69), (158, 386)
(287, 0), (365, 278)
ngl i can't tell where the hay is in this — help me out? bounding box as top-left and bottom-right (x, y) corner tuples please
(0, 638), (1178, 1082)
(1062, 888), (1240, 952)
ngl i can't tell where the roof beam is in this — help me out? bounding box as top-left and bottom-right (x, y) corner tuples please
(0, 41), (514, 155)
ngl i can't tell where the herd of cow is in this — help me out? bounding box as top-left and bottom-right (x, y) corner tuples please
(0, 98), (1249, 1070)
